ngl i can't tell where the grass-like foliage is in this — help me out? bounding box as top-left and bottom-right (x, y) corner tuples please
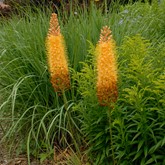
(0, 8), (82, 162)
(0, 1), (165, 164)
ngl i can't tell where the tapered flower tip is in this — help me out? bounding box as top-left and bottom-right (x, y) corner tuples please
(99, 26), (112, 43)
(48, 13), (60, 36)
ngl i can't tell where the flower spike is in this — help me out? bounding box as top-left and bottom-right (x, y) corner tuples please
(46, 13), (70, 92)
(96, 26), (118, 106)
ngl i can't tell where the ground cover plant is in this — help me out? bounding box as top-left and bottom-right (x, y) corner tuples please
(0, 0), (165, 164)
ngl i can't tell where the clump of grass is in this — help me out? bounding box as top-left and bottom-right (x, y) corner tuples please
(0, 7), (82, 163)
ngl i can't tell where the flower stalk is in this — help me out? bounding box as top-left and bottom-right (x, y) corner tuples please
(96, 26), (118, 164)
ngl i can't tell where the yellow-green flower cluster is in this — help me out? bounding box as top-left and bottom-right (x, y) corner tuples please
(96, 26), (118, 106)
(46, 13), (70, 92)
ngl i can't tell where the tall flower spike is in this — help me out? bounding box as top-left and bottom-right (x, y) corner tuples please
(96, 26), (118, 106)
(46, 13), (70, 92)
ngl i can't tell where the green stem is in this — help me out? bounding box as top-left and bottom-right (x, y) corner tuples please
(104, 0), (108, 15)
(62, 90), (68, 110)
(55, 92), (60, 109)
(108, 107), (116, 165)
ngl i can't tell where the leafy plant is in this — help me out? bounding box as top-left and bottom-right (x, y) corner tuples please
(113, 35), (165, 164)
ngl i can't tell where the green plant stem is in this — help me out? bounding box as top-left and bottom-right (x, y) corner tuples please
(62, 90), (68, 110)
(107, 106), (116, 165)
(55, 92), (60, 109)
(104, 0), (108, 14)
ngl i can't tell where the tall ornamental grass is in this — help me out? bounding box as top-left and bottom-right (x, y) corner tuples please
(0, 1), (165, 164)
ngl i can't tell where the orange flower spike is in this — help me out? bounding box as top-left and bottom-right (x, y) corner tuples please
(46, 13), (70, 92)
(96, 26), (118, 106)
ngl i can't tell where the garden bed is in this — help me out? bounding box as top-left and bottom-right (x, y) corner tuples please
(0, 1), (165, 164)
